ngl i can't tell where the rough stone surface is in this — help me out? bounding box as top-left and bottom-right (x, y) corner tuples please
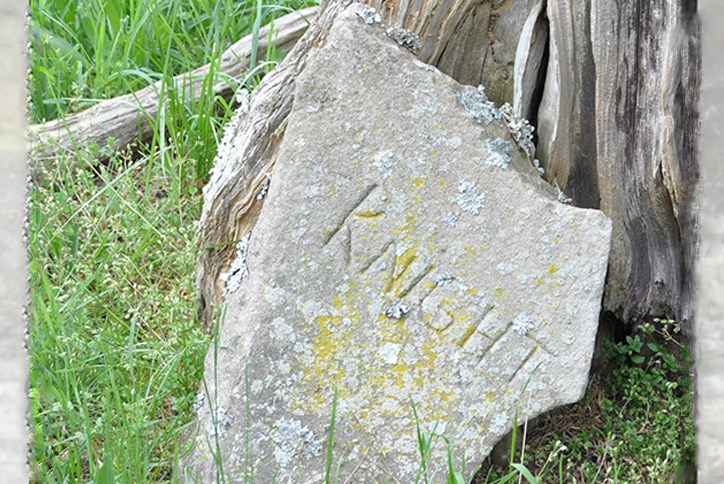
(184, 5), (612, 482)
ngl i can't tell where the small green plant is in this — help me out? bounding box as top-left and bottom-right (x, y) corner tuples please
(614, 334), (645, 365)
(517, 317), (695, 483)
(411, 396), (550, 484)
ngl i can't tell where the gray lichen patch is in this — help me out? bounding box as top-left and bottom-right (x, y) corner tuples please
(434, 272), (454, 286)
(219, 233), (251, 295)
(192, 392), (205, 413)
(207, 405), (234, 437)
(500, 102), (538, 162)
(555, 181), (573, 204)
(444, 211), (460, 227)
(456, 181), (485, 215)
(385, 299), (410, 319)
(412, 58), (441, 74)
(458, 85), (503, 125)
(512, 312), (537, 336)
(272, 317), (296, 343)
(256, 172), (272, 200)
(458, 87), (543, 177)
(377, 341), (403, 364)
(484, 138), (514, 169)
(264, 283), (288, 309)
(388, 28), (420, 54)
(533, 158), (544, 175)
(372, 150), (395, 178)
(271, 418), (323, 469)
(355, 4), (381, 25)
(210, 93), (247, 181)
(354, 3), (419, 55)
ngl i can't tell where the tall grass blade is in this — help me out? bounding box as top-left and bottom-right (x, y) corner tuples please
(324, 386), (339, 484)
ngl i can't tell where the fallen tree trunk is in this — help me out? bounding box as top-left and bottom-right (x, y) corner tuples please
(195, 0), (700, 332)
(28, 6), (319, 181)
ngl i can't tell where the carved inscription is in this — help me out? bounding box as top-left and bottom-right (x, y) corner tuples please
(320, 183), (555, 389)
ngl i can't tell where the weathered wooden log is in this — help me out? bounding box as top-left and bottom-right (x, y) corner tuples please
(196, 0), (700, 331)
(27, 7), (319, 181)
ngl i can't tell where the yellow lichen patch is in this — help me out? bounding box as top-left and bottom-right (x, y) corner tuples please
(535, 277), (543, 285)
(547, 264), (559, 274)
(391, 360), (410, 388)
(494, 287), (504, 299)
(553, 237), (560, 244)
(396, 246), (418, 273)
(467, 287), (479, 296)
(456, 325), (478, 347)
(421, 339), (439, 366)
(332, 295), (343, 311)
(426, 236), (439, 254)
(411, 339), (439, 390)
(383, 246), (418, 296)
(307, 313), (348, 407)
(303, 285), (366, 410)
(412, 177), (425, 189)
(484, 391), (496, 403)
(366, 371), (388, 397)
(313, 315), (337, 361)
(392, 223), (414, 235)
(377, 313), (410, 344)
(450, 307), (471, 324)
(438, 178), (446, 188)
(404, 211), (417, 226)
(354, 209), (383, 220)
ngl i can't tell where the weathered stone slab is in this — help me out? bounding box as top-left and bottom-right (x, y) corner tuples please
(184, 5), (612, 482)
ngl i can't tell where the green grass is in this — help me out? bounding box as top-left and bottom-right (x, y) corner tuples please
(29, 0), (311, 124)
(28, 0), (317, 481)
(28, 150), (210, 481)
(27, 0), (695, 482)
(478, 318), (695, 483)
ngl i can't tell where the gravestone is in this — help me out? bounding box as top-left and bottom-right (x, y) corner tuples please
(184, 5), (612, 482)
